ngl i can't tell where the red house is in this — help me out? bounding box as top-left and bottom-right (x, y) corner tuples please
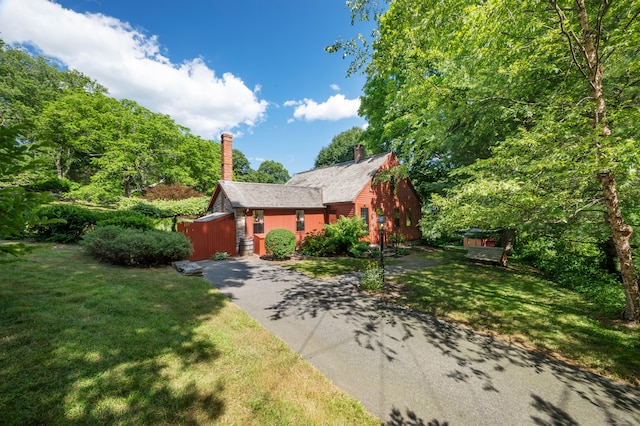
(179, 134), (422, 260)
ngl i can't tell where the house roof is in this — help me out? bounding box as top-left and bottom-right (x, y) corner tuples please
(286, 152), (392, 204)
(218, 180), (325, 209)
(194, 212), (233, 223)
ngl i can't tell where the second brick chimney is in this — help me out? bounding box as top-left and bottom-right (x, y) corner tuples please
(354, 144), (365, 163)
(221, 133), (233, 181)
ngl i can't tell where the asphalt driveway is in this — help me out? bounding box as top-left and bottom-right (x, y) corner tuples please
(199, 256), (640, 425)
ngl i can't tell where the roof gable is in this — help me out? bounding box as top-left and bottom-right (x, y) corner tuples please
(286, 152), (393, 204)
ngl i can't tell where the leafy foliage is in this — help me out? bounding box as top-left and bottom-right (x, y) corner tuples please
(314, 127), (366, 168)
(265, 228), (296, 260)
(239, 160), (291, 184)
(82, 226), (192, 267)
(96, 210), (156, 231)
(515, 235), (625, 315)
(127, 202), (171, 218)
(339, 0), (640, 319)
(24, 177), (72, 194)
(232, 148), (252, 179)
(0, 125), (51, 254)
(142, 183), (203, 201)
(30, 204), (100, 243)
(213, 252), (229, 261)
(118, 197), (208, 217)
(359, 260), (384, 291)
(300, 216), (368, 257)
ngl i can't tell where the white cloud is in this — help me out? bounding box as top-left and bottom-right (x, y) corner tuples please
(286, 94), (360, 122)
(330, 84), (340, 91)
(0, 0), (268, 139)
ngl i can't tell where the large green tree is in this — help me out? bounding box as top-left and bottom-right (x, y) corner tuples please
(314, 127), (366, 168)
(338, 0), (640, 320)
(241, 160), (290, 184)
(1, 40), (236, 201)
(0, 41), (104, 130)
(232, 148), (252, 179)
(36, 90), (112, 182)
(173, 135), (221, 194)
(36, 90), (210, 199)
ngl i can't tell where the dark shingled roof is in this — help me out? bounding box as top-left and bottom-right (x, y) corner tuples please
(218, 180), (324, 209)
(286, 152), (391, 204)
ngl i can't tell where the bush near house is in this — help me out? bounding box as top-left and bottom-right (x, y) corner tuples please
(82, 225), (192, 267)
(299, 216), (369, 258)
(265, 228), (296, 260)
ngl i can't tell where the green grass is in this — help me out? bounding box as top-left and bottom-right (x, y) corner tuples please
(284, 257), (370, 277)
(391, 249), (640, 386)
(0, 245), (379, 425)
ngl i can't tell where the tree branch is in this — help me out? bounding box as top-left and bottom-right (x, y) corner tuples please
(548, 0), (590, 82)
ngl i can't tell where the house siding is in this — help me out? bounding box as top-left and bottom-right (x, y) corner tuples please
(326, 203), (355, 223)
(248, 208), (326, 255)
(355, 155), (422, 244)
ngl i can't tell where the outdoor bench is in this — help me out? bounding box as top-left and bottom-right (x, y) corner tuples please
(466, 246), (507, 267)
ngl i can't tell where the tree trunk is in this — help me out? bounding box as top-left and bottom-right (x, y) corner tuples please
(123, 177), (131, 198)
(571, 0), (639, 321)
(601, 237), (619, 276)
(55, 146), (63, 179)
(599, 172), (640, 321)
(500, 228), (515, 251)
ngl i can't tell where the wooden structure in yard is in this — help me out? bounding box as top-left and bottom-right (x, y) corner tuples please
(178, 213), (237, 261)
(466, 246), (507, 267)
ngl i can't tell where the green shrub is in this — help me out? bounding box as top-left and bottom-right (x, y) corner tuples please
(359, 260), (384, 292)
(213, 252), (229, 261)
(299, 230), (332, 257)
(515, 235), (625, 315)
(128, 203), (171, 218)
(25, 177), (72, 194)
(324, 216), (369, 257)
(69, 183), (121, 203)
(82, 226), (193, 267)
(300, 216), (368, 257)
(265, 228), (296, 260)
(97, 210), (156, 230)
(31, 204), (101, 243)
(118, 196), (208, 217)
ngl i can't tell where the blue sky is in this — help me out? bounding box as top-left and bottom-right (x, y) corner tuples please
(0, 0), (376, 175)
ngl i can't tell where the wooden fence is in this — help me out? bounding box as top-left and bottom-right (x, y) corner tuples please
(178, 213), (237, 261)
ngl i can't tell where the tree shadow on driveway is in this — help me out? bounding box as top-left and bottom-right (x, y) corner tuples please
(201, 257), (640, 425)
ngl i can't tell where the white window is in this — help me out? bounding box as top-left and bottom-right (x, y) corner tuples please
(253, 210), (264, 234)
(296, 210), (304, 232)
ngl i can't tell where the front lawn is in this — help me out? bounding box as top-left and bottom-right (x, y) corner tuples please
(0, 245), (378, 425)
(285, 249), (640, 387)
(284, 256), (370, 278)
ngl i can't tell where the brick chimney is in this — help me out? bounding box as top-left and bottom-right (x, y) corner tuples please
(221, 133), (233, 181)
(354, 144), (365, 163)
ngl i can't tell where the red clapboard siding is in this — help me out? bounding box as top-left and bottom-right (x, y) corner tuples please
(178, 213), (237, 261)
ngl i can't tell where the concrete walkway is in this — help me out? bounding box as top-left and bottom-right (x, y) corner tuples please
(199, 256), (640, 425)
